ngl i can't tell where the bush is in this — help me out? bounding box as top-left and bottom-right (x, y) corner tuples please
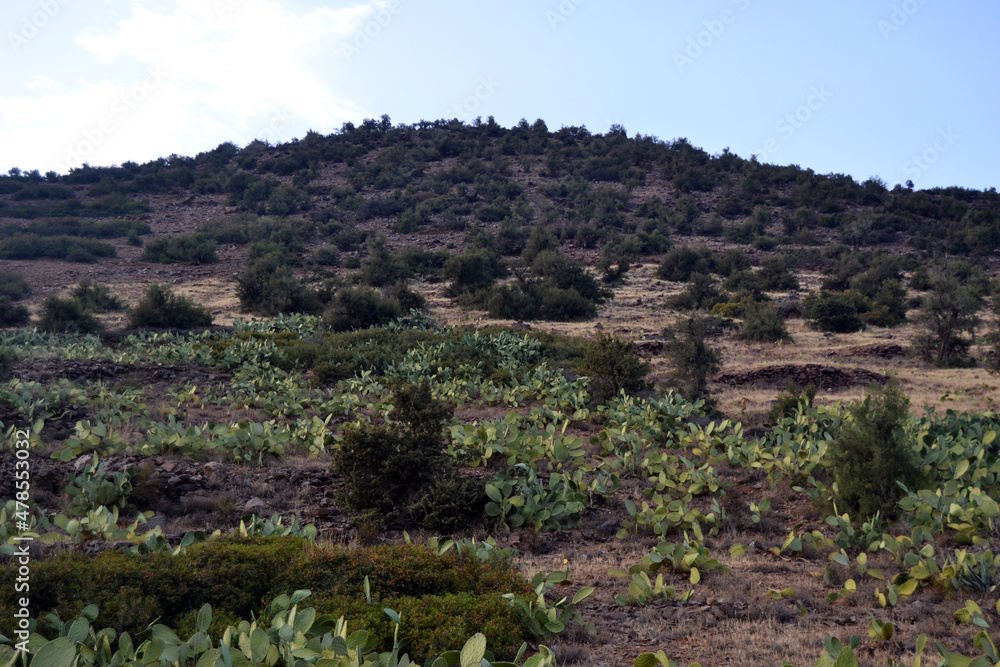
(0, 347), (11, 381)
(0, 537), (528, 661)
(70, 277), (124, 313)
(141, 234), (218, 264)
(666, 316), (720, 400)
(443, 250), (505, 297)
(803, 291), (865, 333)
(0, 235), (116, 262)
(0, 297), (29, 327)
(129, 284), (213, 329)
(737, 301), (791, 343)
(37, 295), (101, 334)
(331, 381), (452, 518)
(236, 255), (322, 316)
(0, 271), (30, 301)
(409, 475), (488, 534)
(325, 286), (401, 332)
(311, 245), (341, 266)
(911, 273), (981, 367)
(666, 273), (725, 311)
(656, 245), (717, 282)
(578, 333), (650, 404)
(829, 380), (924, 523)
(767, 382), (816, 423)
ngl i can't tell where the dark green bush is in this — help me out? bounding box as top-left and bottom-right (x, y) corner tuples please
(311, 245), (341, 266)
(409, 475), (488, 534)
(803, 291), (866, 333)
(666, 315), (720, 400)
(0, 537), (528, 661)
(443, 250), (505, 297)
(0, 235), (115, 262)
(141, 234), (218, 264)
(578, 333), (650, 404)
(129, 284), (213, 329)
(69, 277), (124, 313)
(0, 297), (29, 327)
(236, 255), (322, 316)
(656, 245), (717, 282)
(829, 380), (924, 523)
(332, 381), (452, 518)
(0, 271), (30, 301)
(736, 301), (791, 343)
(325, 287), (401, 332)
(667, 273), (725, 311)
(37, 295), (101, 334)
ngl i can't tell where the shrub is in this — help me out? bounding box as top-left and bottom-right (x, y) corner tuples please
(443, 250), (505, 297)
(767, 382), (816, 423)
(803, 291), (865, 333)
(360, 235), (411, 287)
(0, 235), (115, 262)
(70, 277), (124, 313)
(331, 381), (452, 518)
(737, 301), (791, 343)
(666, 315), (720, 400)
(0, 271), (30, 301)
(0, 347), (11, 381)
(829, 380), (924, 523)
(37, 295), (101, 334)
(129, 284), (213, 329)
(311, 245), (341, 266)
(579, 332), (650, 404)
(530, 251), (610, 304)
(325, 286), (401, 332)
(656, 245), (717, 282)
(236, 255), (322, 316)
(0, 298), (29, 327)
(911, 273), (981, 367)
(141, 234), (218, 264)
(667, 273), (725, 311)
(409, 475), (488, 534)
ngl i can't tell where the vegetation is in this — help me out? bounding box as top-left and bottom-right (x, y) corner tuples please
(578, 333), (650, 403)
(141, 234), (218, 264)
(37, 295), (102, 334)
(128, 284), (213, 329)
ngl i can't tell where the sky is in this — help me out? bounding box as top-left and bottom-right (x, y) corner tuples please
(1, 0), (997, 190)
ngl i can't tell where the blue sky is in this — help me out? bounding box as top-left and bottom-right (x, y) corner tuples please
(1, 0), (997, 190)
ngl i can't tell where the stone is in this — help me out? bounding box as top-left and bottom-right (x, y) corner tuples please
(244, 497), (267, 513)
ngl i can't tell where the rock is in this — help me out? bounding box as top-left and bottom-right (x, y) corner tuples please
(137, 515), (168, 534)
(161, 461), (183, 474)
(73, 455), (94, 473)
(244, 497), (267, 513)
(202, 462), (223, 481)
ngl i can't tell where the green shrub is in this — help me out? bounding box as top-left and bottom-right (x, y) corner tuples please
(128, 284), (213, 329)
(311, 244), (341, 266)
(911, 272), (981, 367)
(829, 380), (924, 523)
(737, 301), (791, 343)
(579, 332), (650, 403)
(325, 286), (401, 331)
(666, 315), (720, 400)
(331, 381), (452, 518)
(236, 255), (321, 316)
(0, 297), (29, 327)
(141, 234), (218, 264)
(667, 273), (725, 311)
(0, 234), (116, 262)
(0, 537), (528, 659)
(767, 382), (816, 423)
(656, 245), (717, 282)
(37, 295), (101, 334)
(803, 291), (866, 333)
(409, 475), (488, 534)
(0, 271), (30, 301)
(70, 277), (124, 313)
(443, 250), (505, 297)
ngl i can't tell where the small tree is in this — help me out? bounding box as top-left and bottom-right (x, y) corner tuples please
(829, 380), (923, 523)
(666, 316), (720, 400)
(911, 273), (981, 367)
(70, 277), (124, 313)
(236, 255), (321, 316)
(579, 333), (650, 404)
(737, 301), (790, 343)
(129, 284), (213, 329)
(325, 286), (400, 332)
(37, 296), (101, 334)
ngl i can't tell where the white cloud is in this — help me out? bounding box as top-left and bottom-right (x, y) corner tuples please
(0, 0), (386, 173)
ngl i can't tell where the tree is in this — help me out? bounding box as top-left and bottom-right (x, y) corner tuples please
(666, 316), (720, 400)
(829, 380), (923, 523)
(38, 296), (101, 334)
(236, 254), (321, 316)
(911, 273), (981, 367)
(579, 333), (650, 404)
